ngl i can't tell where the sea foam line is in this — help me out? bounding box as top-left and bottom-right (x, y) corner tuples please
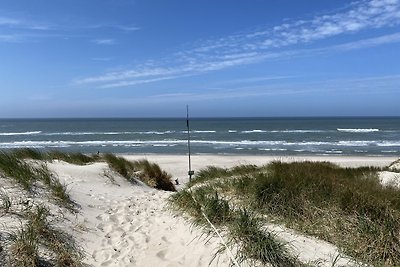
(0, 131), (42, 136)
(337, 128), (379, 133)
(1, 139), (400, 148)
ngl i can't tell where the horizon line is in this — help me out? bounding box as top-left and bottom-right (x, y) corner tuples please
(1, 115), (400, 120)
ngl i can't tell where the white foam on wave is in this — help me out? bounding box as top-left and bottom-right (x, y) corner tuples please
(42, 130), (174, 136)
(1, 139), (399, 149)
(0, 131), (42, 136)
(192, 130), (217, 133)
(241, 130), (266, 133)
(241, 129), (327, 134)
(337, 128), (379, 133)
(270, 130), (327, 133)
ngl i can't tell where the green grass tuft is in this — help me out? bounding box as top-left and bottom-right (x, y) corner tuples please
(103, 153), (136, 181)
(12, 148), (46, 160)
(25, 205), (83, 266)
(48, 151), (96, 165)
(103, 154), (176, 191)
(0, 191), (12, 212)
(131, 159), (176, 192)
(0, 151), (37, 190)
(170, 187), (300, 266)
(228, 209), (297, 267)
(171, 161), (400, 266)
(11, 224), (39, 267)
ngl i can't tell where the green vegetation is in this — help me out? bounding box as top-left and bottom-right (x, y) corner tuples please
(12, 148), (46, 161)
(131, 159), (176, 192)
(0, 152), (38, 191)
(171, 161), (400, 266)
(12, 148), (98, 165)
(10, 224), (39, 267)
(103, 154), (176, 191)
(2, 149), (174, 194)
(103, 153), (136, 180)
(0, 152), (75, 210)
(0, 191), (12, 213)
(171, 186), (300, 266)
(10, 205), (82, 267)
(47, 151), (97, 165)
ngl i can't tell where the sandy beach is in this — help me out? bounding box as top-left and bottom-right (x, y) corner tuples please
(1, 154), (399, 266)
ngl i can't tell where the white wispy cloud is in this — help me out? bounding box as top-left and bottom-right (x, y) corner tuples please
(92, 38), (116, 45)
(116, 25), (141, 31)
(91, 57), (114, 61)
(77, 0), (400, 88)
(0, 14), (140, 44)
(0, 16), (50, 30)
(0, 17), (20, 26)
(141, 74), (400, 103)
(332, 32), (400, 50)
(0, 34), (23, 42)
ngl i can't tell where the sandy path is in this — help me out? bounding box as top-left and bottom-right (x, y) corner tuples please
(49, 161), (231, 267)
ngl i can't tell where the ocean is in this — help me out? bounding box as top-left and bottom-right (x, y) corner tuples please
(0, 117), (399, 156)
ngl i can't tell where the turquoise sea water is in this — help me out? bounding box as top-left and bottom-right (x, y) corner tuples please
(0, 117), (399, 156)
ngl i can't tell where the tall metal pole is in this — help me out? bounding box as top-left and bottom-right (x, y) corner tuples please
(186, 105), (194, 181)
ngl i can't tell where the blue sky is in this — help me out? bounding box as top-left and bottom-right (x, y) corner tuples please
(0, 0), (399, 118)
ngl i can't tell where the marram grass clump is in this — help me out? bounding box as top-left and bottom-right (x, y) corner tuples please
(175, 161), (400, 266)
(47, 151), (97, 165)
(10, 205), (83, 267)
(103, 153), (135, 180)
(170, 187), (300, 266)
(103, 154), (176, 191)
(0, 152), (37, 191)
(131, 159), (176, 192)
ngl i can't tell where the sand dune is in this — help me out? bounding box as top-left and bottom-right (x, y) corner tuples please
(2, 155), (397, 266)
(48, 160), (232, 267)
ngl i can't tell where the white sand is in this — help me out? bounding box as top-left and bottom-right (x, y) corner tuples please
(45, 155), (396, 266)
(379, 171), (400, 188)
(48, 160), (232, 267)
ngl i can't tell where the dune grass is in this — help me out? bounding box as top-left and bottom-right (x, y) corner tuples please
(10, 224), (39, 267)
(27, 205), (82, 266)
(12, 148), (98, 166)
(0, 151), (38, 191)
(102, 153), (137, 181)
(10, 205), (82, 267)
(250, 161), (400, 266)
(173, 161), (400, 266)
(131, 159), (176, 192)
(0, 191), (12, 213)
(170, 186), (300, 266)
(3, 149), (174, 194)
(47, 151), (97, 165)
(0, 151), (74, 210)
(12, 148), (46, 161)
(103, 154), (176, 191)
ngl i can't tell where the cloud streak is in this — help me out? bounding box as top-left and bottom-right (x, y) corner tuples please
(92, 38), (116, 45)
(76, 0), (400, 89)
(0, 14), (140, 43)
(0, 16), (50, 30)
(141, 74), (400, 103)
